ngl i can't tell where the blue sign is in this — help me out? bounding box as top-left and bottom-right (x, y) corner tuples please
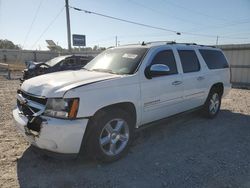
(72, 34), (86, 46)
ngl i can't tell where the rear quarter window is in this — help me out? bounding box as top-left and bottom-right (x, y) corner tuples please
(199, 49), (229, 69)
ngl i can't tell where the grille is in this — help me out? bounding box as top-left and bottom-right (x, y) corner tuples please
(17, 100), (40, 115)
(17, 90), (47, 117)
(18, 90), (47, 105)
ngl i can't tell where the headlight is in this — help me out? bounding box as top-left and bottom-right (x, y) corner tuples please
(44, 98), (79, 119)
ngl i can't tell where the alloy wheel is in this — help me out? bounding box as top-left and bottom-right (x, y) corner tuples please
(99, 118), (129, 156)
(209, 93), (220, 115)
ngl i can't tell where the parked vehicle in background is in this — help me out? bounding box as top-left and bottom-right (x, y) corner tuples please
(13, 42), (231, 162)
(21, 55), (94, 82)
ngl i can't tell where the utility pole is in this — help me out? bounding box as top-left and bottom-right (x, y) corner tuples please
(65, 0), (72, 52)
(216, 35), (219, 46)
(115, 36), (117, 47)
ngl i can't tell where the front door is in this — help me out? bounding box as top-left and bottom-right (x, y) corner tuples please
(140, 48), (184, 125)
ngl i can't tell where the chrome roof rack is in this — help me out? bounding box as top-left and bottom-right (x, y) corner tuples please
(142, 41), (175, 45)
(114, 41), (216, 48)
(166, 41), (216, 48)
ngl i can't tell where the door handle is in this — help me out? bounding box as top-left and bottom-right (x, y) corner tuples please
(197, 76), (205, 81)
(172, 81), (182, 85)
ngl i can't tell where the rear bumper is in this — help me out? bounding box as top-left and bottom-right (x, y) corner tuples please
(13, 107), (89, 155)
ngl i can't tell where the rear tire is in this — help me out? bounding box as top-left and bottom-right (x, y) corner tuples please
(203, 89), (222, 118)
(86, 108), (134, 162)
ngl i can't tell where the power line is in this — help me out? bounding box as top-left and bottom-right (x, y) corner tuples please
(23, 0), (44, 48)
(180, 31), (247, 39)
(31, 6), (65, 49)
(69, 6), (181, 35)
(130, 0), (250, 35)
(223, 32), (250, 37)
(188, 19), (250, 33)
(161, 0), (250, 24)
(127, 0), (202, 26)
(69, 6), (248, 40)
(90, 32), (176, 44)
(15, 0), (44, 64)
(161, 0), (228, 22)
(0, 0), (2, 34)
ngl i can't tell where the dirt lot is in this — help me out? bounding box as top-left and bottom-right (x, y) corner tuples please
(0, 77), (250, 188)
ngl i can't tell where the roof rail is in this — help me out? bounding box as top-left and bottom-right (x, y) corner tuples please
(141, 41), (212, 47)
(112, 41), (174, 47)
(117, 43), (142, 47)
(166, 42), (197, 45)
(166, 42), (216, 48)
(198, 44), (216, 48)
(144, 41), (175, 45)
(114, 41), (216, 48)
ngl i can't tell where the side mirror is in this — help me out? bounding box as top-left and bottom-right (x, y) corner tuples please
(145, 64), (170, 79)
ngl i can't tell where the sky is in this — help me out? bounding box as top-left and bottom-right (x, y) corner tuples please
(0, 0), (250, 50)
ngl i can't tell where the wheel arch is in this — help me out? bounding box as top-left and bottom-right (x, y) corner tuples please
(92, 102), (137, 127)
(209, 82), (224, 97)
(202, 82), (223, 118)
(79, 101), (137, 156)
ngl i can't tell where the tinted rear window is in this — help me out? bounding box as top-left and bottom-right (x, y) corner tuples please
(199, 49), (229, 69)
(178, 50), (200, 73)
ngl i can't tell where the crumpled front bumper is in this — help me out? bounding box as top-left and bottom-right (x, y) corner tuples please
(13, 107), (89, 155)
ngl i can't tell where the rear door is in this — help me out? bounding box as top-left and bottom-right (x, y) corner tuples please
(140, 47), (184, 124)
(176, 48), (207, 110)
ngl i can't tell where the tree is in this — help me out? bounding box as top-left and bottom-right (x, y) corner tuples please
(92, 45), (106, 51)
(93, 45), (98, 51)
(99, 47), (106, 50)
(0, 39), (21, 49)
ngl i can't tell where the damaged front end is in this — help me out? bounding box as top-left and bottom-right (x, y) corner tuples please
(13, 89), (88, 155)
(16, 89), (47, 137)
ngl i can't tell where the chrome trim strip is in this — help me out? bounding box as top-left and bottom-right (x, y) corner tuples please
(144, 96), (183, 108)
(185, 91), (205, 98)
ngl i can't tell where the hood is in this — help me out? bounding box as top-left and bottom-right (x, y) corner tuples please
(25, 61), (44, 69)
(21, 70), (120, 97)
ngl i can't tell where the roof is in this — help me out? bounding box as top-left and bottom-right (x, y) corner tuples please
(115, 41), (218, 50)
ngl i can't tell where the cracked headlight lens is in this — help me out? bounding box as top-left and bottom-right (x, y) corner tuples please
(44, 98), (79, 119)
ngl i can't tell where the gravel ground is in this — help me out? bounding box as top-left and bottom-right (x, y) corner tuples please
(0, 77), (250, 188)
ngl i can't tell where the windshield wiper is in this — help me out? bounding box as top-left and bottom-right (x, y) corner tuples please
(91, 68), (116, 74)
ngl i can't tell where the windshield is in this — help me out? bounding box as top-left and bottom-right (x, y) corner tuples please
(84, 47), (148, 74)
(45, 56), (68, 67)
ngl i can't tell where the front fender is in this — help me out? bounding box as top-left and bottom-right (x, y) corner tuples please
(64, 78), (141, 126)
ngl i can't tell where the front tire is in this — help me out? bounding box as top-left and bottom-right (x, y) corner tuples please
(86, 108), (134, 162)
(203, 89), (222, 118)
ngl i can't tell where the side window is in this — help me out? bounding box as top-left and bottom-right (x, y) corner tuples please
(64, 58), (77, 67)
(151, 50), (178, 75)
(178, 50), (200, 73)
(80, 58), (89, 66)
(199, 49), (229, 69)
(54, 60), (65, 67)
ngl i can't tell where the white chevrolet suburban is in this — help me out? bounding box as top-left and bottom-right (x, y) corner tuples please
(13, 42), (231, 162)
